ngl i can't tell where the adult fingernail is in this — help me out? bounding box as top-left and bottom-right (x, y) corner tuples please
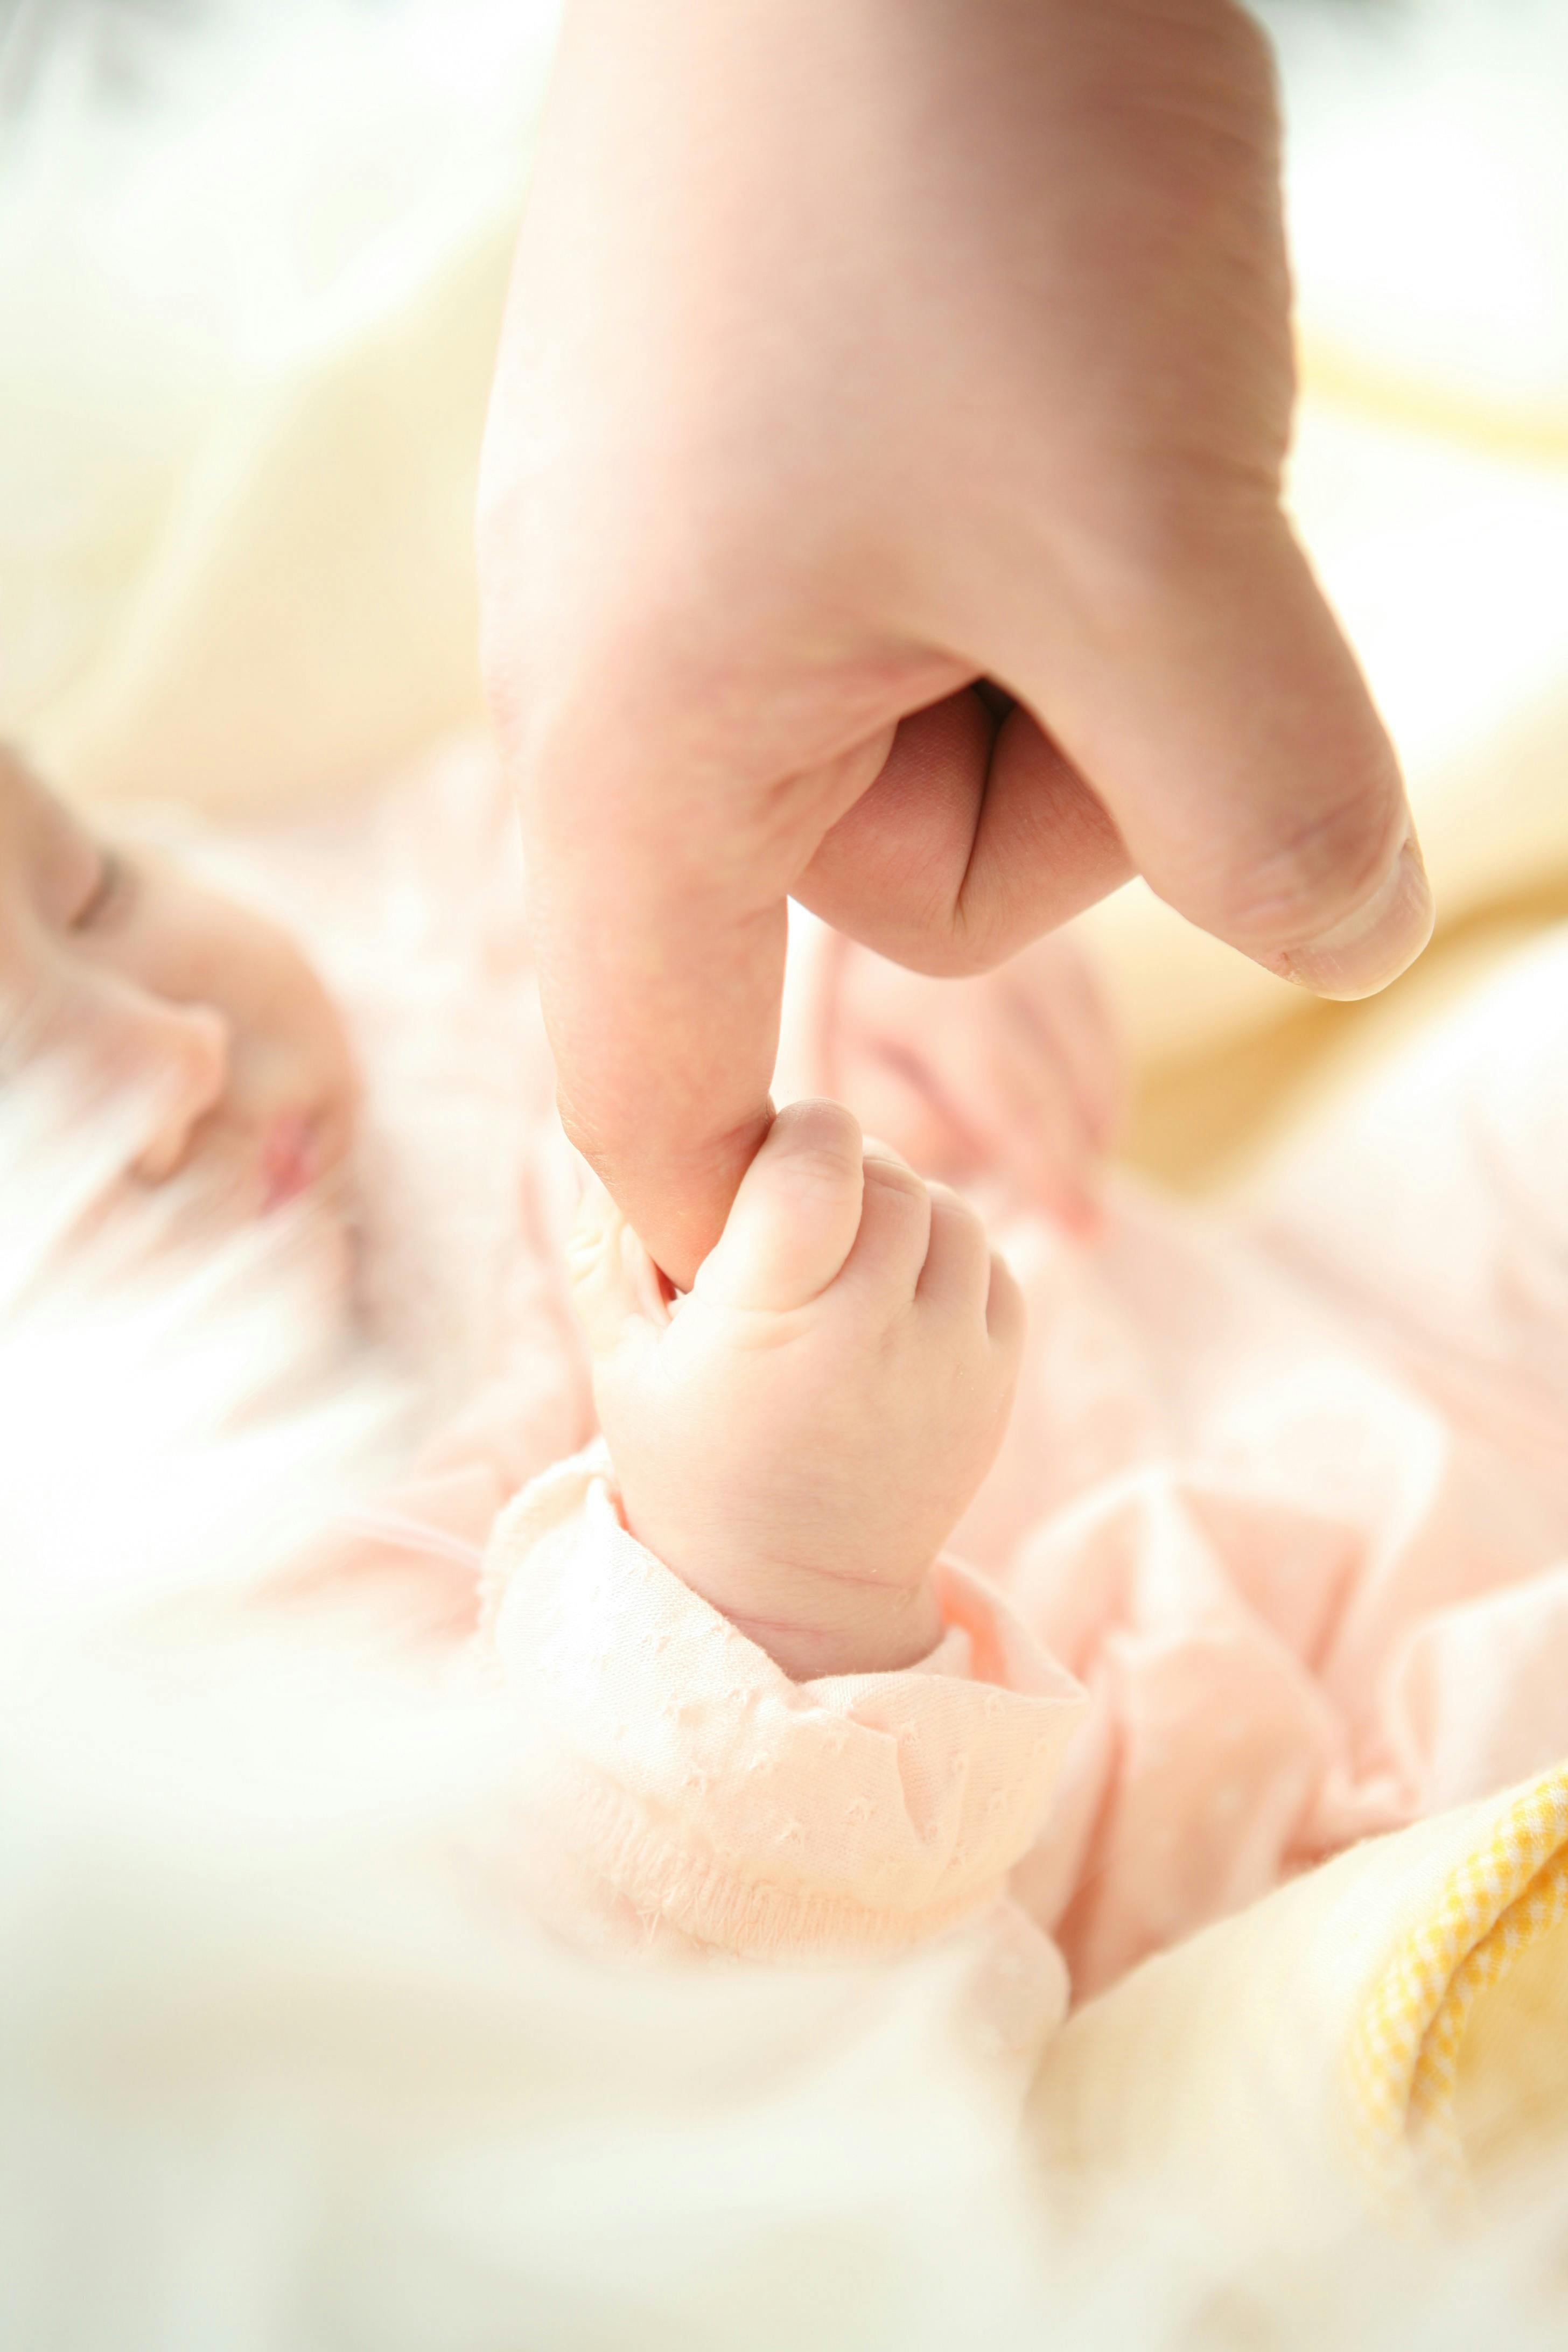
(1276, 835), (1434, 1002)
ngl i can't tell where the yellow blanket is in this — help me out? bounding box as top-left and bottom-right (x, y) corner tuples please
(1031, 1762), (1568, 2246)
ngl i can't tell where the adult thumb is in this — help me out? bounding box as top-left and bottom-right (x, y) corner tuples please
(1007, 507), (1433, 1000)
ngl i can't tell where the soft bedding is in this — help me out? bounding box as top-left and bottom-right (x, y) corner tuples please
(7, 3), (1568, 2340)
(8, 742), (1568, 2349)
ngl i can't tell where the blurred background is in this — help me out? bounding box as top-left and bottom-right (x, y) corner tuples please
(3, 10), (1567, 2347)
(2, 0), (1566, 1193)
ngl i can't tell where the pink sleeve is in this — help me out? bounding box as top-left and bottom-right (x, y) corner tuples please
(478, 1444), (1089, 1965)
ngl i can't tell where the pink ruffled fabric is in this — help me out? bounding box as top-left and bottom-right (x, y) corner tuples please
(965, 1185), (1568, 1993)
(479, 1445), (1086, 1965)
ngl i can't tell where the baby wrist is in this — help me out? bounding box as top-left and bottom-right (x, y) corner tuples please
(481, 1447), (1090, 1969)
(617, 1513), (946, 1679)
(719, 1568), (945, 1681)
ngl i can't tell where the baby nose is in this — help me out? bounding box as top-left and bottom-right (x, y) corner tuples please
(131, 1000), (231, 1182)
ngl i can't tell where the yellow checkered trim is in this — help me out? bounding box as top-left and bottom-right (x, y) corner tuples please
(1346, 1766), (1568, 2202)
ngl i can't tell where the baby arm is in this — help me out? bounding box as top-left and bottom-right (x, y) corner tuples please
(481, 1105), (1087, 1968)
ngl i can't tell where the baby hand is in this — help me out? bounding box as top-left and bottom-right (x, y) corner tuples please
(570, 1103), (1024, 1678)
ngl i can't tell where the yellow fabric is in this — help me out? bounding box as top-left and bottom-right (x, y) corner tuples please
(1346, 1765), (1568, 2201)
(1454, 1909), (1568, 2188)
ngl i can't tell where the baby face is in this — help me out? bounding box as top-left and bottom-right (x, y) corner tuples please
(0, 747), (356, 1217)
(572, 1101), (1025, 1678)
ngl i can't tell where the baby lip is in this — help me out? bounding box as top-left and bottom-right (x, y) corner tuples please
(260, 1110), (319, 1212)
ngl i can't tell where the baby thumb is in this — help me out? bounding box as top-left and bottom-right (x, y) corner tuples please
(697, 1100), (865, 1313)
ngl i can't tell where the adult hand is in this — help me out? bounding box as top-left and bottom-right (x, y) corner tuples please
(479, 0), (1432, 1286)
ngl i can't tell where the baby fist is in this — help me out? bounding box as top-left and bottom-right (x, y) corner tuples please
(571, 1103), (1024, 1677)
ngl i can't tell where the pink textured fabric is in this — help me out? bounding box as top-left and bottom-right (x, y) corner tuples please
(247, 748), (1568, 2004)
(478, 1444), (1086, 1963)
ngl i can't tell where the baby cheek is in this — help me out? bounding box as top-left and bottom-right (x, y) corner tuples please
(0, 963), (32, 1064)
(0, 919), (79, 1047)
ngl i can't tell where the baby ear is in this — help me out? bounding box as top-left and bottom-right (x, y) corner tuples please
(696, 1100), (865, 1313)
(567, 1170), (670, 1355)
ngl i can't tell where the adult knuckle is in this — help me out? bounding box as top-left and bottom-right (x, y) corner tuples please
(892, 926), (1006, 983)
